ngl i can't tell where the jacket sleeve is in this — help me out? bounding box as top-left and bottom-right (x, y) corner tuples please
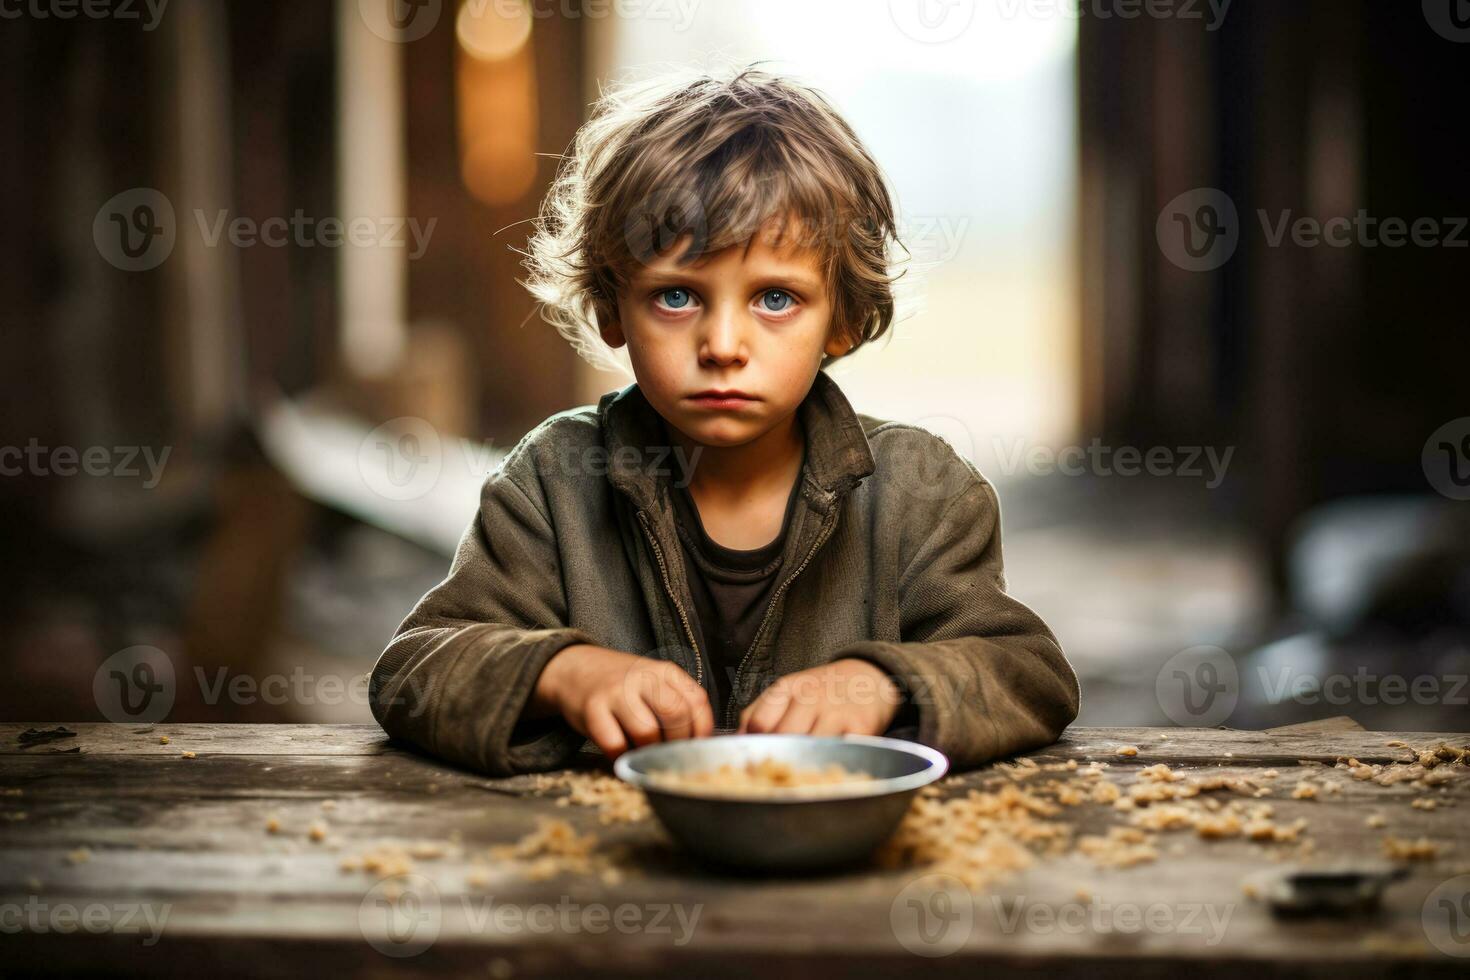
(368, 458), (599, 776)
(830, 476), (1081, 770)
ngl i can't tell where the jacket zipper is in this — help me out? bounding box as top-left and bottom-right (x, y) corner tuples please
(722, 503), (840, 730)
(635, 508), (705, 693)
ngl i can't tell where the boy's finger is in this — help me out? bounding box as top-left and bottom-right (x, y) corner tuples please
(811, 713), (851, 738)
(585, 700), (627, 759)
(681, 675), (714, 727)
(621, 687), (661, 731)
(614, 698), (664, 747)
(773, 701), (818, 735)
(743, 690), (790, 734)
(632, 663), (686, 718)
(686, 687), (715, 738)
(656, 689), (694, 741)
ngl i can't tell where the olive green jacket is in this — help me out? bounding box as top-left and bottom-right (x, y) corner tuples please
(369, 370), (1080, 776)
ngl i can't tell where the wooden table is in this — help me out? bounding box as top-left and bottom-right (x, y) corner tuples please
(2, 723), (1467, 977)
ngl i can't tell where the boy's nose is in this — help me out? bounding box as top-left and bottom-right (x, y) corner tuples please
(698, 305), (747, 365)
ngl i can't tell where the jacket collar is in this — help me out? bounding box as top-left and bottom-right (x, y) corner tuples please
(598, 369), (876, 515)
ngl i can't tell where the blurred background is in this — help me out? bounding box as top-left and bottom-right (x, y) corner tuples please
(2, 0), (1467, 732)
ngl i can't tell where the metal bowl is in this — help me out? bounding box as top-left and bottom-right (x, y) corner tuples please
(613, 734), (949, 872)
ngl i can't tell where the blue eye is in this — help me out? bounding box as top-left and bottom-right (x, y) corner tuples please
(658, 287), (692, 309)
(761, 289), (794, 313)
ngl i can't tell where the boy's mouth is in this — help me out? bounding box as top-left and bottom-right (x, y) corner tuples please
(687, 390), (759, 410)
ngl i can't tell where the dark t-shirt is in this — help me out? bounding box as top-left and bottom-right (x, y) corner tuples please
(667, 464), (803, 723)
(664, 445), (919, 738)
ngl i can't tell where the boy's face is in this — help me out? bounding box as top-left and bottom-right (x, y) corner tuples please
(602, 215), (850, 451)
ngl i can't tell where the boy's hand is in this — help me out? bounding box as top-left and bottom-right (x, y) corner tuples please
(736, 658), (904, 736)
(529, 644), (713, 760)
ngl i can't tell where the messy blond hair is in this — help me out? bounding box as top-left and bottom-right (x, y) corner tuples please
(521, 64), (909, 377)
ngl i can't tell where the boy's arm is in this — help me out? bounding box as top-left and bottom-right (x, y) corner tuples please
(829, 477), (1081, 770)
(369, 464), (598, 776)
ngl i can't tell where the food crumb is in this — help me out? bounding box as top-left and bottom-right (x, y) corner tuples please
(308, 822), (327, 842)
(1194, 813), (1242, 839)
(1078, 826), (1158, 868)
(1138, 763), (1181, 783)
(526, 769), (652, 822)
(488, 818), (632, 883)
(1291, 782), (1318, 800)
(265, 814), (281, 834)
(339, 842), (434, 878)
(180, 751), (196, 759)
(1381, 836), (1443, 861)
(158, 736), (169, 745)
(320, 800), (337, 811)
(1115, 746), (1139, 758)
(1366, 813), (1387, 828)
(65, 848), (91, 865)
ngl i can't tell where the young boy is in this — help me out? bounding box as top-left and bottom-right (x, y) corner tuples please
(369, 67), (1080, 777)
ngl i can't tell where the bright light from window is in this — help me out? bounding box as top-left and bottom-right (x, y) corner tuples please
(744, 0), (1076, 83)
(581, 0), (1081, 462)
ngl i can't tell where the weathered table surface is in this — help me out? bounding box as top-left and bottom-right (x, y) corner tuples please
(2, 722), (1467, 978)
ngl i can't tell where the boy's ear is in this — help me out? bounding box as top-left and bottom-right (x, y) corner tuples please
(599, 318), (626, 348)
(597, 299), (627, 348)
(823, 324), (853, 358)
